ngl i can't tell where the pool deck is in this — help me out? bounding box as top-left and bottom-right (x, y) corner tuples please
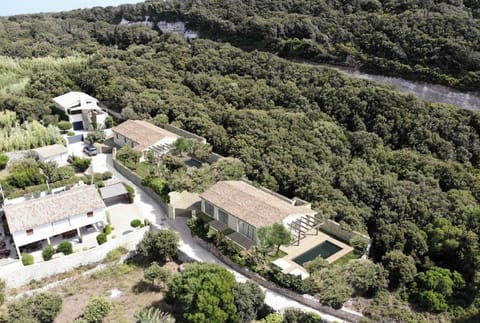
(276, 229), (353, 278)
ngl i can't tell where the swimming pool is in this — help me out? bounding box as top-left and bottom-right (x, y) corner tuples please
(292, 240), (342, 265)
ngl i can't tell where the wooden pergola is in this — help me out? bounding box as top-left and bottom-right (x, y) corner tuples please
(287, 214), (323, 246)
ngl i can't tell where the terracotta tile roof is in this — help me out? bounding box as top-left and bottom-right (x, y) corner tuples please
(32, 144), (68, 159)
(4, 185), (105, 233)
(112, 120), (178, 151)
(200, 181), (314, 228)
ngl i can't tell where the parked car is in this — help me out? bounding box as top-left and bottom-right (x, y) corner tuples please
(83, 144), (98, 156)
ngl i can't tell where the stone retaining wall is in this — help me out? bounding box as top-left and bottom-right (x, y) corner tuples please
(191, 236), (363, 323)
(112, 152), (173, 217)
(1, 227), (148, 288)
(319, 220), (370, 245)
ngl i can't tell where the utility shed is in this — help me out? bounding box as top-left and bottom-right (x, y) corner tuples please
(32, 144), (68, 165)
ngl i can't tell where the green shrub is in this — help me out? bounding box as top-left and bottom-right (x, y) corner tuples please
(350, 236), (368, 255)
(57, 121), (72, 133)
(22, 253), (34, 266)
(70, 156), (91, 172)
(82, 296), (111, 322)
(103, 224), (113, 235)
(104, 116), (113, 129)
(130, 219), (142, 228)
(67, 131), (75, 136)
(57, 241), (73, 255)
(42, 245), (56, 261)
(96, 233), (107, 245)
(123, 183), (135, 203)
(85, 130), (106, 144)
(0, 154), (8, 170)
(102, 171), (113, 180)
(7, 292), (62, 323)
(104, 247), (128, 263)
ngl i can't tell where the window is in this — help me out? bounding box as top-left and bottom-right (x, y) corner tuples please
(204, 202), (214, 216)
(26, 229), (34, 236)
(218, 210), (228, 224)
(124, 137), (127, 143)
(239, 221), (255, 241)
(116, 133), (119, 139)
(87, 211), (94, 218)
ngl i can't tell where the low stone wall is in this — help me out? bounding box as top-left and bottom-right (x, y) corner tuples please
(165, 124), (207, 144)
(191, 236), (362, 323)
(319, 220), (370, 245)
(112, 157), (173, 217)
(1, 227), (148, 288)
(206, 152), (224, 164)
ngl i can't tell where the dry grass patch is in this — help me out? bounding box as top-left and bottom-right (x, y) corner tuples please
(50, 261), (179, 323)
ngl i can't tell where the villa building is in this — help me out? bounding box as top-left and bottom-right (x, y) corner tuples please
(53, 92), (108, 130)
(199, 180), (316, 249)
(4, 184), (107, 257)
(112, 120), (179, 158)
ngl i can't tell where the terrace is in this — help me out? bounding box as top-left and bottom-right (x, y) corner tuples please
(273, 229), (354, 279)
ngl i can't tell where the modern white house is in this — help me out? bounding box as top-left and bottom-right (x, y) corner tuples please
(52, 92), (108, 130)
(199, 180), (316, 249)
(4, 184), (107, 258)
(112, 120), (179, 159)
(32, 144), (69, 166)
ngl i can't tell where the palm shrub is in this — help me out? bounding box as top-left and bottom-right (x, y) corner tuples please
(42, 245), (56, 261)
(57, 241), (73, 255)
(134, 307), (174, 323)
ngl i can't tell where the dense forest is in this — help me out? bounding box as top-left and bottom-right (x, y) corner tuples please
(0, 0), (479, 321)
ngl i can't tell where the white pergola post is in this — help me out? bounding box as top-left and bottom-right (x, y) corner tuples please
(76, 227), (82, 243)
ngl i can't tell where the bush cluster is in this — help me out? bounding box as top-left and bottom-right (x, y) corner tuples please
(96, 233), (107, 245)
(21, 253), (34, 266)
(42, 244), (56, 261)
(57, 241), (73, 255)
(130, 219), (142, 228)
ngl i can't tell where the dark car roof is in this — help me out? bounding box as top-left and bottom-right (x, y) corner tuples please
(85, 145), (97, 150)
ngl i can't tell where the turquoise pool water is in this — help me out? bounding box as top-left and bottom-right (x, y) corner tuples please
(292, 240), (341, 265)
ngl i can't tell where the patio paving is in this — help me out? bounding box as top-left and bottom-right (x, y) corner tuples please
(107, 203), (146, 236)
(278, 229), (353, 278)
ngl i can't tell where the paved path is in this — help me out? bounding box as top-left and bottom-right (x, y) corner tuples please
(103, 154), (348, 322)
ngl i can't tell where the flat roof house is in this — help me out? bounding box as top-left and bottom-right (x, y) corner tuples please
(199, 180), (316, 249)
(4, 185), (107, 258)
(112, 120), (179, 157)
(32, 144), (69, 166)
(53, 92), (108, 131)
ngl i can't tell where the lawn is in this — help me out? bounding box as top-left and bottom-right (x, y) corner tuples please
(330, 250), (360, 267)
(133, 162), (151, 179)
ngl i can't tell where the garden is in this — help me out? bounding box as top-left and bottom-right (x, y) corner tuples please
(115, 137), (245, 202)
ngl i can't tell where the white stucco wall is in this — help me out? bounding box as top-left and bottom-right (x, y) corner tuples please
(12, 208), (107, 248)
(1, 227), (148, 288)
(68, 114), (83, 123)
(38, 152), (68, 166)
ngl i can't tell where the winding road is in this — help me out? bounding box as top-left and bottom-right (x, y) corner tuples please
(99, 154), (357, 322)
